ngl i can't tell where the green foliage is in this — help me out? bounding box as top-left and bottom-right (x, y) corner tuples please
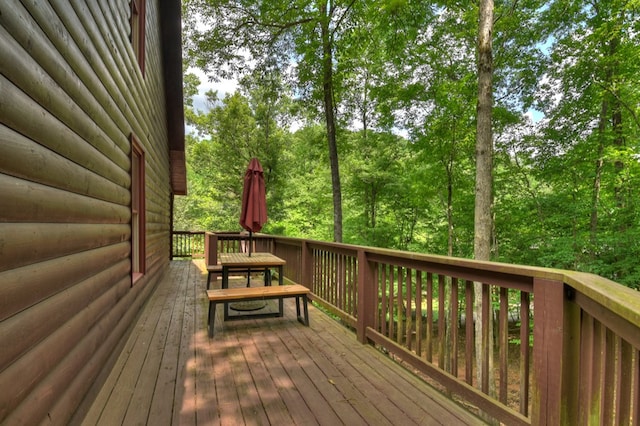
(178, 0), (640, 289)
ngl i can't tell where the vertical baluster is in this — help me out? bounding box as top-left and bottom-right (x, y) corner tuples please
(520, 291), (530, 416)
(616, 339), (632, 423)
(438, 274), (446, 370)
(416, 271), (423, 357)
(465, 280), (474, 385)
(405, 269), (413, 352)
(602, 330), (616, 424)
(340, 254), (347, 312)
(633, 348), (639, 426)
(499, 287), (509, 405)
(352, 256), (358, 317)
(397, 266), (404, 345)
(331, 252), (336, 305)
(438, 274), (447, 370)
(426, 272), (433, 363)
(381, 265), (388, 336)
(312, 248), (319, 294)
(388, 266), (395, 341)
(345, 256), (350, 315)
(373, 262), (380, 331)
(481, 283), (490, 394)
(451, 277), (459, 376)
(579, 314), (594, 425)
(592, 321), (605, 421)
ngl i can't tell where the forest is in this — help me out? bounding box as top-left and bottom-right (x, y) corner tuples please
(177, 0), (640, 289)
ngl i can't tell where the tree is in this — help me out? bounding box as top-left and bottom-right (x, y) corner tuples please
(177, 0), (640, 290)
(184, 0), (366, 242)
(474, 0), (495, 397)
(528, 0), (640, 285)
(177, 81), (289, 231)
(474, 0), (494, 263)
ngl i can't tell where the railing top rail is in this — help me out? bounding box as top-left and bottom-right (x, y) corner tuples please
(563, 270), (640, 328)
(206, 231), (271, 238)
(196, 232), (640, 328)
(269, 234), (640, 327)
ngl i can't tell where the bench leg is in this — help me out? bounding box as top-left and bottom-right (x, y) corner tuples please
(296, 295), (309, 326)
(303, 295), (309, 325)
(208, 301), (217, 337)
(207, 272), (211, 290)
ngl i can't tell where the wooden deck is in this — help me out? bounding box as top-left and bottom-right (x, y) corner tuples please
(76, 260), (484, 425)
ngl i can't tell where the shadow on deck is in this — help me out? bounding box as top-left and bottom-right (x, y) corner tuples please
(76, 260), (484, 425)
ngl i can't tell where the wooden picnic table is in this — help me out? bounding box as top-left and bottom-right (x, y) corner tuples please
(218, 252), (286, 320)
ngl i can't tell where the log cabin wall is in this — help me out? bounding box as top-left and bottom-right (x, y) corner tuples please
(0, 0), (185, 423)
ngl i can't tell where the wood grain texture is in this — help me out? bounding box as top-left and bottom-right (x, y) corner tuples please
(76, 260), (484, 425)
(0, 0), (180, 423)
(0, 126), (130, 205)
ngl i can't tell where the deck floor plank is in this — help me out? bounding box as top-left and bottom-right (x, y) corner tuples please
(174, 259), (199, 424)
(149, 258), (191, 424)
(79, 260), (485, 425)
(279, 323), (395, 425)
(81, 260), (182, 425)
(289, 323), (423, 425)
(122, 261), (185, 426)
(230, 329), (272, 424)
(249, 328), (319, 425)
(275, 324), (369, 425)
(240, 331), (294, 424)
(193, 268), (220, 425)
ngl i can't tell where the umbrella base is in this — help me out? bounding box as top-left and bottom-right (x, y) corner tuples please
(229, 301), (267, 311)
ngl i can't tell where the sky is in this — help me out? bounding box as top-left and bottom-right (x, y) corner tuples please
(186, 66), (546, 132)
(189, 67), (238, 113)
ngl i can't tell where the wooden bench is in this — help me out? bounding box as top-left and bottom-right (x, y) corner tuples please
(207, 284), (310, 337)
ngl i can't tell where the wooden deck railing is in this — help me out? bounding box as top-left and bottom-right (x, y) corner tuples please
(171, 231), (205, 259)
(203, 232), (640, 425)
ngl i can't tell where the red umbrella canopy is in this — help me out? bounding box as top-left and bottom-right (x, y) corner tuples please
(239, 158), (267, 233)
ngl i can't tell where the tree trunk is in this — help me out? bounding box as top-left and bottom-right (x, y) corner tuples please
(474, 0), (495, 401)
(590, 101), (606, 251)
(320, 2), (343, 243)
(446, 122), (456, 258)
(609, 35), (625, 215)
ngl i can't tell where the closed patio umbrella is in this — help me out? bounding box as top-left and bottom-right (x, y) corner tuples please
(239, 157), (267, 256)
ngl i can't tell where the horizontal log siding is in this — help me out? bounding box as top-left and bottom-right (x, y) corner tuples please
(0, 0), (175, 423)
(0, 126), (130, 205)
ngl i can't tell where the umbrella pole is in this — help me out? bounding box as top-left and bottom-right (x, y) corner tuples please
(247, 231), (252, 288)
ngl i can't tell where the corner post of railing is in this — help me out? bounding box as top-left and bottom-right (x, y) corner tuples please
(357, 249), (375, 344)
(531, 277), (572, 425)
(205, 232), (218, 267)
(300, 240), (313, 290)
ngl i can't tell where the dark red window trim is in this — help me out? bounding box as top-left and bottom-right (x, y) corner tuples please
(131, 134), (146, 283)
(130, 0), (146, 75)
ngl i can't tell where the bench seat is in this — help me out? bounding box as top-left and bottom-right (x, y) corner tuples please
(207, 284), (310, 337)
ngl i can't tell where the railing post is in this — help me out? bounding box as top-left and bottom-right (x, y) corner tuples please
(357, 249), (375, 344)
(204, 232), (218, 267)
(532, 277), (570, 425)
(300, 240), (313, 290)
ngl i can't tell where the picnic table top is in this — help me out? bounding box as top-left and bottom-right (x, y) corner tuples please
(218, 252), (286, 267)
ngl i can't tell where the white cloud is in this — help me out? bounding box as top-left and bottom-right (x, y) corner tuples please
(188, 67), (238, 112)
